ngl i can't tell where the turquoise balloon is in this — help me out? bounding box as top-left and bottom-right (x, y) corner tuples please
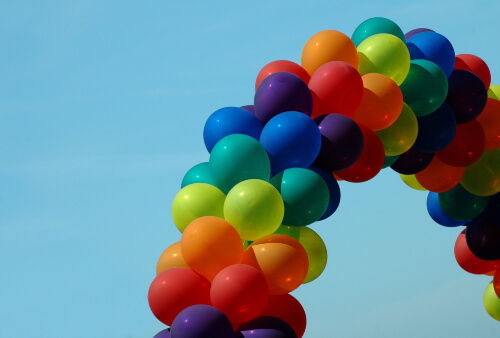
(270, 168), (329, 226)
(181, 162), (215, 188)
(210, 134), (271, 194)
(351, 17), (405, 46)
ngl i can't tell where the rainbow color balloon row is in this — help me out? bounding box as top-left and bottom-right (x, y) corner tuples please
(148, 17), (500, 338)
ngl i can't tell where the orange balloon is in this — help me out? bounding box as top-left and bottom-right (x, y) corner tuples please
(156, 241), (189, 275)
(415, 156), (464, 193)
(181, 216), (244, 281)
(350, 73), (403, 131)
(485, 270), (496, 277)
(301, 30), (358, 75)
(477, 98), (500, 150)
(242, 234), (309, 295)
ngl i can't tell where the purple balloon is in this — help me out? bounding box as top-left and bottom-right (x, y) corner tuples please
(153, 328), (171, 338)
(404, 28), (434, 40)
(170, 305), (234, 338)
(254, 72), (313, 125)
(465, 216), (500, 261)
(312, 114), (364, 172)
(236, 317), (297, 338)
(240, 105), (256, 115)
(390, 147), (434, 175)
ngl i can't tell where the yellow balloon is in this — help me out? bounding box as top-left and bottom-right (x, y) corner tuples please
(376, 103), (418, 156)
(484, 282), (500, 321)
(488, 84), (500, 100)
(171, 183), (226, 232)
(156, 241), (189, 275)
(461, 148), (500, 197)
(357, 33), (410, 85)
(400, 174), (427, 191)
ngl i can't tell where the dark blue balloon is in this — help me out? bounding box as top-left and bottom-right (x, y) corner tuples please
(413, 102), (457, 153)
(170, 305), (234, 338)
(484, 192), (500, 226)
(390, 148), (434, 175)
(309, 166), (341, 221)
(236, 316), (298, 338)
(204, 106), (263, 153)
(465, 216), (500, 261)
(427, 192), (467, 227)
(406, 31), (455, 78)
(153, 328), (171, 338)
(260, 111), (321, 173)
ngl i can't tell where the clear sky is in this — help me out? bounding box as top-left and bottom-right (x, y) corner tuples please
(1, 1), (499, 337)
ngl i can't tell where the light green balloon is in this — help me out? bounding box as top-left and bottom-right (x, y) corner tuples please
(171, 183), (226, 233)
(484, 282), (500, 321)
(376, 103), (418, 156)
(224, 179), (284, 241)
(488, 84), (500, 100)
(461, 148), (500, 197)
(181, 162), (215, 188)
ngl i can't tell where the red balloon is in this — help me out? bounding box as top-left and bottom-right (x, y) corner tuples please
(494, 269), (500, 298)
(255, 60), (311, 90)
(335, 124), (385, 182)
(210, 264), (269, 324)
(454, 230), (499, 275)
(308, 61), (363, 118)
(436, 119), (486, 167)
(454, 54), (491, 89)
(260, 294), (307, 338)
(148, 267), (211, 326)
(476, 98), (500, 150)
(415, 156), (464, 192)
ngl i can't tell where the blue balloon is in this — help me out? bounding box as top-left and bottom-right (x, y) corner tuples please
(204, 106), (263, 153)
(406, 31), (455, 78)
(260, 111), (321, 173)
(413, 102), (456, 153)
(309, 166), (341, 221)
(426, 192), (467, 227)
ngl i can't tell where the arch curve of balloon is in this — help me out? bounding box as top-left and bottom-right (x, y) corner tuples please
(149, 17), (500, 338)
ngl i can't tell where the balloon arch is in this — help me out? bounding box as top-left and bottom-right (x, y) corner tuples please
(148, 17), (500, 337)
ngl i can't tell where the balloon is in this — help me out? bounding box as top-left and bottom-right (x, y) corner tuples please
(242, 234), (309, 295)
(313, 114), (364, 172)
(241, 105), (255, 115)
(350, 73), (403, 131)
(383, 155), (400, 169)
(484, 192), (500, 226)
(203, 107), (263, 153)
(484, 283), (500, 321)
(375, 103), (418, 156)
(297, 227), (328, 283)
(466, 216), (500, 261)
(461, 148), (500, 197)
(454, 54), (491, 89)
(495, 269), (500, 298)
(210, 134), (271, 194)
(413, 102), (457, 153)
(415, 156), (464, 192)
(476, 98), (500, 150)
(455, 230), (499, 274)
(489, 84), (500, 100)
(308, 166), (341, 220)
(400, 174), (427, 191)
(224, 179), (284, 241)
(399, 59), (448, 117)
(236, 316), (298, 338)
(438, 184), (489, 221)
(404, 28), (434, 40)
(170, 304), (235, 338)
(260, 294), (307, 337)
(210, 264), (269, 323)
(181, 216), (244, 281)
(259, 111), (321, 173)
(351, 17), (405, 46)
(435, 120), (485, 167)
(254, 72), (313, 125)
(255, 60), (310, 90)
(270, 168), (329, 226)
(335, 124), (385, 182)
(427, 192), (467, 227)
(357, 33), (410, 85)
(301, 30), (358, 75)
(148, 268), (211, 326)
(181, 162), (216, 188)
(406, 31), (455, 78)
(153, 328), (171, 338)
(446, 69), (488, 124)
(171, 183), (226, 233)
(156, 241), (189, 275)
(308, 61), (364, 118)
(390, 147), (434, 175)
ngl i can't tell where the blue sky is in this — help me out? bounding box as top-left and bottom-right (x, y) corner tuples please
(1, 1), (499, 337)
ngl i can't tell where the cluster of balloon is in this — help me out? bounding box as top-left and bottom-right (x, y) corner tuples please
(149, 17), (500, 337)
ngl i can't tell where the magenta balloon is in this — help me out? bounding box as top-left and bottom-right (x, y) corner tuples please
(312, 114), (364, 172)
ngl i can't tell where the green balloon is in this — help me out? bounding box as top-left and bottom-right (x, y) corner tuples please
(210, 134), (271, 194)
(399, 59), (448, 117)
(438, 184), (489, 221)
(181, 162), (215, 188)
(382, 155), (400, 169)
(270, 168), (329, 226)
(351, 17), (405, 46)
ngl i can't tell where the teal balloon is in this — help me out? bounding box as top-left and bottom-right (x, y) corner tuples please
(383, 155), (400, 169)
(399, 59), (448, 117)
(438, 184), (489, 221)
(210, 134), (271, 194)
(270, 168), (329, 226)
(181, 162), (215, 188)
(351, 17), (405, 46)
